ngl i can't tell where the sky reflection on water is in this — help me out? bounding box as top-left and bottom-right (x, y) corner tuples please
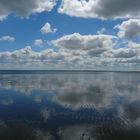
(0, 72), (140, 140)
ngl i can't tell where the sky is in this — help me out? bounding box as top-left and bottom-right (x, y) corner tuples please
(0, 0), (140, 70)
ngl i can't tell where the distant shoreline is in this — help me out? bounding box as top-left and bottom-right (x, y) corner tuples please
(0, 70), (140, 74)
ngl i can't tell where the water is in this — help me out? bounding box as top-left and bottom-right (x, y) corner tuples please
(0, 71), (140, 140)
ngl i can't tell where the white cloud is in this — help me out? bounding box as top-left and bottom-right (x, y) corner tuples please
(0, 36), (15, 42)
(115, 19), (140, 39)
(1, 0), (140, 20)
(111, 48), (137, 58)
(41, 22), (57, 34)
(1, 33), (140, 70)
(51, 33), (115, 52)
(34, 39), (43, 47)
(0, 0), (57, 21)
(127, 41), (140, 49)
(0, 46), (65, 64)
(58, 0), (140, 19)
(97, 28), (106, 34)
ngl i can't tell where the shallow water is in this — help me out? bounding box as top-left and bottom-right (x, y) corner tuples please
(0, 72), (140, 140)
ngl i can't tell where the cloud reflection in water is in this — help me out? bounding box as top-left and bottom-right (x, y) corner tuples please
(0, 72), (140, 140)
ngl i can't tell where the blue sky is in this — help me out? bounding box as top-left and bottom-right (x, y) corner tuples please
(0, 0), (140, 70)
(0, 8), (120, 52)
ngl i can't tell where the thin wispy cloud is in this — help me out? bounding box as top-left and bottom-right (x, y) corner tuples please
(0, 36), (15, 42)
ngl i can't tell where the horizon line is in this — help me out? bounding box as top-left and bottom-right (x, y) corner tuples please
(0, 70), (140, 74)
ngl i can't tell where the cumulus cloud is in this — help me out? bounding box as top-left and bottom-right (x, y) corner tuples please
(52, 33), (118, 60)
(0, 46), (40, 60)
(0, 46), (68, 69)
(1, 0), (140, 20)
(115, 19), (140, 39)
(58, 0), (140, 19)
(106, 48), (137, 58)
(0, 35), (15, 42)
(0, 0), (57, 21)
(34, 39), (43, 47)
(41, 22), (57, 34)
(127, 41), (140, 49)
(1, 32), (140, 70)
(51, 33), (115, 51)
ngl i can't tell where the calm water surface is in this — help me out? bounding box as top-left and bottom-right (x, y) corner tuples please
(0, 72), (140, 140)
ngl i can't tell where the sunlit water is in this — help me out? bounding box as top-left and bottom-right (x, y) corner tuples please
(0, 71), (140, 140)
